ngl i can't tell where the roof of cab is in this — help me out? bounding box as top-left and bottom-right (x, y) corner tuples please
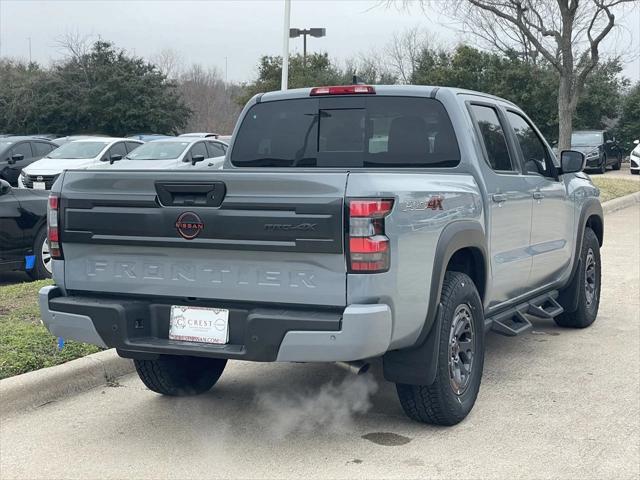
(258, 85), (516, 107)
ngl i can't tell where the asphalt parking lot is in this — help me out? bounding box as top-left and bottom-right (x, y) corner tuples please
(602, 163), (639, 181)
(1, 204), (639, 480)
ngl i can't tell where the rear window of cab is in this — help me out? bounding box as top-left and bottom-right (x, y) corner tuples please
(230, 96), (460, 168)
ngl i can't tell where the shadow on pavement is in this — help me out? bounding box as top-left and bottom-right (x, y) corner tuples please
(0, 271), (32, 286)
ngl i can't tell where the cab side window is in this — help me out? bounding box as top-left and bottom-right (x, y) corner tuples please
(108, 142), (127, 159)
(470, 105), (514, 172)
(11, 142), (33, 159)
(189, 142), (207, 159)
(506, 111), (556, 178)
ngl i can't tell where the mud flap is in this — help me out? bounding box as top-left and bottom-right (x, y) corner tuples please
(557, 257), (582, 314)
(382, 304), (443, 386)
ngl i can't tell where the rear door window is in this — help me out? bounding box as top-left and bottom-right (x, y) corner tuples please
(470, 105), (514, 172)
(230, 96), (460, 168)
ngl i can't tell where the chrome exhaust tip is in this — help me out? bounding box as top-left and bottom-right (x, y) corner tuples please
(335, 360), (370, 375)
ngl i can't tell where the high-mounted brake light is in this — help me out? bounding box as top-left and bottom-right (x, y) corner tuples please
(47, 194), (63, 259)
(310, 85), (375, 96)
(347, 199), (394, 273)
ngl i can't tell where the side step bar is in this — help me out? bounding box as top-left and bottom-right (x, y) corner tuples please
(487, 291), (564, 337)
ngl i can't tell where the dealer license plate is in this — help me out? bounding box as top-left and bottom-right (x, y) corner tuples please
(33, 182), (46, 190)
(169, 305), (229, 344)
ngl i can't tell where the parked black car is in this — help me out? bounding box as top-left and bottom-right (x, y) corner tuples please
(0, 137), (59, 186)
(570, 130), (623, 173)
(0, 179), (51, 279)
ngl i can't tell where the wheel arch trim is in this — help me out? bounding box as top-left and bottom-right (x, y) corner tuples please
(383, 220), (487, 385)
(421, 220), (488, 343)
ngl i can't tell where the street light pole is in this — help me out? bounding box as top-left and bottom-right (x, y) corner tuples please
(303, 33), (307, 68)
(289, 28), (326, 71)
(281, 0), (291, 90)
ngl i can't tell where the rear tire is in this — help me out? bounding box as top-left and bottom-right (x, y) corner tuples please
(134, 355), (227, 396)
(27, 228), (52, 280)
(555, 227), (601, 328)
(396, 271), (485, 426)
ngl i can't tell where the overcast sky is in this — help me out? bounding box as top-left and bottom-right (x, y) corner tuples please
(1, 0), (639, 83)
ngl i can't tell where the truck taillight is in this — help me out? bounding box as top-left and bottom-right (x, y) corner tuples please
(348, 199), (393, 273)
(48, 194), (62, 259)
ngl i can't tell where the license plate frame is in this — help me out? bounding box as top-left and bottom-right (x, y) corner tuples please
(169, 305), (229, 344)
(33, 181), (46, 190)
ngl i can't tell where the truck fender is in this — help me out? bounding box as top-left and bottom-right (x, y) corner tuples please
(383, 220), (488, 385)
(557, 198), (604, 313)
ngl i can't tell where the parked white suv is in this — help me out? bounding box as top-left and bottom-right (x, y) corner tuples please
(91, 137), (228, 171)
(19, 137), (142, 189)
(630, 139), (639, 175)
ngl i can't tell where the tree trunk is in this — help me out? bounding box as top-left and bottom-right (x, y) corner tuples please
(557, 75), (574, 151)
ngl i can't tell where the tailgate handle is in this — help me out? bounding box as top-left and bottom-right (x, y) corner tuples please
(155, 182), (226, 207)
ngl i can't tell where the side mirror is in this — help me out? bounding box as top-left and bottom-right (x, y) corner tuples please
(8, 153), (24, 164)
(560, 150), (585, 174)
(191, 154), (205, 165)
(634, 139), (639, 145)
(109, 154), (123, 164)
(0, 179), (11, 195)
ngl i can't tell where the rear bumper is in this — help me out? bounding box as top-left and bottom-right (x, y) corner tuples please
(39, 286), (392, 362)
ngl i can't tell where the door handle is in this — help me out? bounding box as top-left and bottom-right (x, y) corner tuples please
(533, 191), (544, 200)
(492, 193), (507, 203)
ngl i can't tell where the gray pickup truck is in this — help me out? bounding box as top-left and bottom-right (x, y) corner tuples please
(40, 85), (603, 425)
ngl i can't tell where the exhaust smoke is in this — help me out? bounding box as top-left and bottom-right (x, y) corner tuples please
(255, 373), (378, 439)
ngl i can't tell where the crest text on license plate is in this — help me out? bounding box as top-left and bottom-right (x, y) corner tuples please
(169, 306), (229, 344)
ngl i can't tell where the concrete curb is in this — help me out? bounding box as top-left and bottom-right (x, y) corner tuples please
(0, 349), (133, 419)
(602, 191), (640, 215)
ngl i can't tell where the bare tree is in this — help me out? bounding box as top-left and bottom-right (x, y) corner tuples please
(385, 27), (436, 84)
(54, 30), (94, 60)
(391, 0), (635, 149)
(178, 64), (242, 134)
(151, 48), (184, 80)
(344, 49), (398, 84)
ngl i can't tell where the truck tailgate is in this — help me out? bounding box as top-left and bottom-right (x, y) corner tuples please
(58, 170), (348, 306)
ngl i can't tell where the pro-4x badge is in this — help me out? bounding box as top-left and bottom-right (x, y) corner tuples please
(400, 195), (444, 212)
